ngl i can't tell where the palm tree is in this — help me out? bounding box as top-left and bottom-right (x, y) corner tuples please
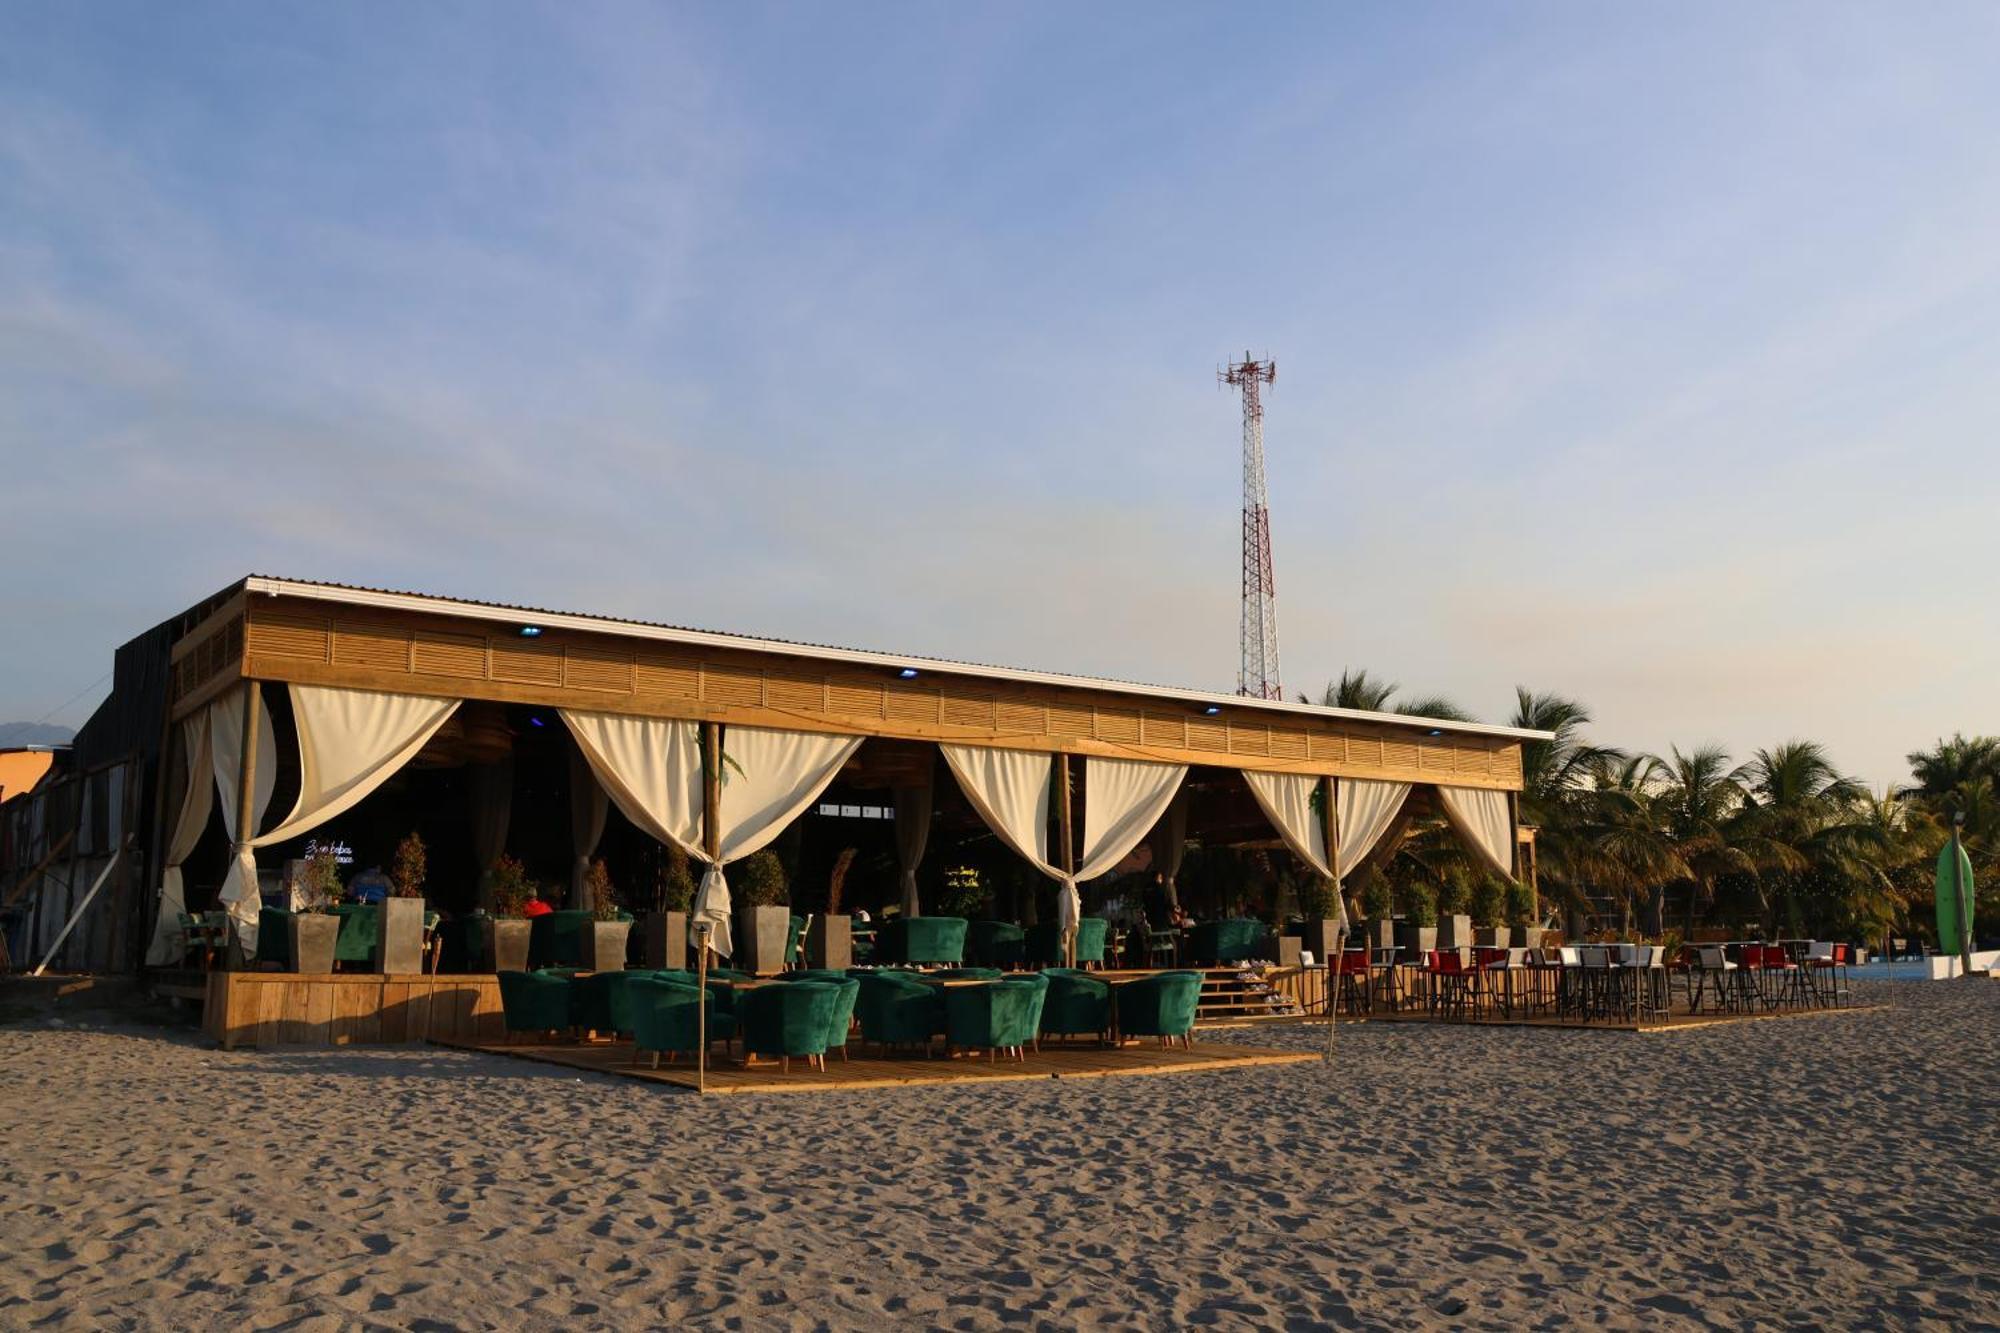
(1736, 741), (1875, 936)
(1302, 669), (1399, 712)
(1652, 745), (1756, 936)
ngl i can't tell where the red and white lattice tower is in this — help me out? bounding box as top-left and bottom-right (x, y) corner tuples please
(1222, 352), (1282, 699)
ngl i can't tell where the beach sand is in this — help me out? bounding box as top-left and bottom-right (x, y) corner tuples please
(2, 979), (1995, 1330)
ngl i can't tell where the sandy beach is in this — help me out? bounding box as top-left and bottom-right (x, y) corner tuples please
(2, 980), (1995, 1331)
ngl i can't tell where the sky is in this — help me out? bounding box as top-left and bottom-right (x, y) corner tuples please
(3, 3), (1997, 789)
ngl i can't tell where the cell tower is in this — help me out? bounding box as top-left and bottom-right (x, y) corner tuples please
(1222, 351), (1282, 699)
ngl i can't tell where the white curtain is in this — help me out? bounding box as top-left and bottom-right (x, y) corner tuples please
(1079, 758), (1185, 884)
(562, 711), (705, 855)
(211, 686), (279, 957)
(1244, 771), (1330, 876)
(1438, 785), (1517, 881)
(562, 713), (859, 959)
(144, 712), (214, 966)
(894, 785), (931, 917)
(941, 743), (1071, 926)
(1337, 779), (1411, 879)
(219, 685), (460, 955)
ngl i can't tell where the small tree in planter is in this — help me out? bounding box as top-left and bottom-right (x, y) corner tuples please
(483, 854), (534, 973)
(1294, 876), (1343, 965)
(734, 850), (791, 975)
(1470, 874), (1510, 948)
(1358, 875), (1396, 950)
(582, 858), (631, 972)
(1394, 880), (1438, 959)
(290, 847), (345, 974)
(1435, 867), (1474, 949)
(1507, 879), (1545, 949)
(376, 831), (428, 974)
(645, 842), (697, 970)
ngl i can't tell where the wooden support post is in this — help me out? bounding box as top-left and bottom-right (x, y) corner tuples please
(228, 684), (262, 971)
(1322, 775), (1344, 1063)
(698, 721), (722, 1093)
(1057, 752), (1076, 968)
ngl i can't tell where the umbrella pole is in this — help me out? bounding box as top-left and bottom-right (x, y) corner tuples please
(1324, 926), (1346, 1063)
(696, 925), (710, 1092)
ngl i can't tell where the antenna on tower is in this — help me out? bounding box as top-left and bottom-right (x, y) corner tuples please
(1221, 351), (1282, 700)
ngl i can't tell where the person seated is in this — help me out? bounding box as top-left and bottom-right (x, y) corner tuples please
(522, 888), (555, 919)
(348, 865), (391, 904)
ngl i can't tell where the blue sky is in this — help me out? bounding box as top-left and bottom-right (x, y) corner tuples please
(3, 3), (1997, 787)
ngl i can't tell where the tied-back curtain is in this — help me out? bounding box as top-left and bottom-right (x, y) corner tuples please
(221, 685), (460, 955)
(568, 745), (610, 909)
(1337, 780), (1411, 879)
(211, 686), (279, 956)
(561, 713), (860, 959)
(942, 744), (1067, 917)
(893, 785), (932, 918)
(1079, 758), (1185, 885)
(560, 711), (704, 857)
(144, 712), (214, 966)
(1243, 771), (1330, 876)
(702, 726), (863, 958)
(1438, 785), (1517, 882)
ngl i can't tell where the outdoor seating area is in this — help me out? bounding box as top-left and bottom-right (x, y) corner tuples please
(1313, 938), (1861, 1028)
(489, 959), (1215, 1085)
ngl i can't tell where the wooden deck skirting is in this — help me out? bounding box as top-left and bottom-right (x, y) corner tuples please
(430, 1034), (1317, 1094)
(204, 970), (503, 1049)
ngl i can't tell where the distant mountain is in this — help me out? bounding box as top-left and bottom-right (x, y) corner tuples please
(0, 722), (74, 747)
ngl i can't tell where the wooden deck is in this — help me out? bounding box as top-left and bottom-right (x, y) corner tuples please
(1201, 1003), (1879, 1034)
(430, 1035), (1316, 1094)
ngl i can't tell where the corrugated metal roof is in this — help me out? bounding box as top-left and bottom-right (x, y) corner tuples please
(239, 575), (1555, 743)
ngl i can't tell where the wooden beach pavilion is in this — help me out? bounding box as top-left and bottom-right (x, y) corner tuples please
(109, 576), (1550, 1069)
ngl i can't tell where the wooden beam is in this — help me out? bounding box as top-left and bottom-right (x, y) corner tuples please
(227, 683), (261, 971)
(1057, 752), (1075, 968)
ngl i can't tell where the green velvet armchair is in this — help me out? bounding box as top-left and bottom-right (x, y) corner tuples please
(966, 920), (1027, 968)
(1115, 970), (1203, 1048)
(874, 916), (968, 966)
(628, 977), (709, 1067)
(943, 979), (1043, 1061)
(497, 969), (575, 1039)
(855, 971), (944, 1054)
(1040, 968), (1112, 1043)
(528, 910), (594, 969)
(332, 903), (378, 964)
(1024, 918), (1110, 967)
(738, 980), (845, 1072)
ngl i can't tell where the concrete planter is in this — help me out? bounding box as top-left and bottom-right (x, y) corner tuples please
(374, 898), (426, 975)
(1518, 926), (1548, 951)
(583, 920), (631, 973)
(1276, 935), (1303, 968)
(289, 913), (341, 975)
(1473, 926), (1512, 949)
(807, 914), (852, 970)
(483, 918), (532, 973)
(1437, 915), (1475, 949)
(738, 905), (792, 976)
(1362, 919), (1396, 951)
(1292, 919), (1341, 964)
(644, 910), (687, 971)
(1395, 924), (1437, 958)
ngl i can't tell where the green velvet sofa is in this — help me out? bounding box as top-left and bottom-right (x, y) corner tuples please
(1039, 968), (1112, 1042)
(1024, 918), (1110, 967)
(1187, 918), (1268, 965)
(873, 916), (968, 966)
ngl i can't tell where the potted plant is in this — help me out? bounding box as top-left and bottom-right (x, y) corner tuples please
(644, 842), (696, 971)
(734, 850), (791, 975)
(483, 854), (534, 972)
(1292, 876), (1342, 964)
(1470, 876), (1510, 948)
(1358, 877), (1396, 950)
(1508, 880), (1546, 950)
(1435, 870), (1474, 950)
(289, 847), (345, 974)
(1394, 883), (1438, 959)
(375, 831), (428, 975)
(582, 859), (631, 972)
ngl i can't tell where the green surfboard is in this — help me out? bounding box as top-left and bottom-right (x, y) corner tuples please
(1935, 841), (1975, 954)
